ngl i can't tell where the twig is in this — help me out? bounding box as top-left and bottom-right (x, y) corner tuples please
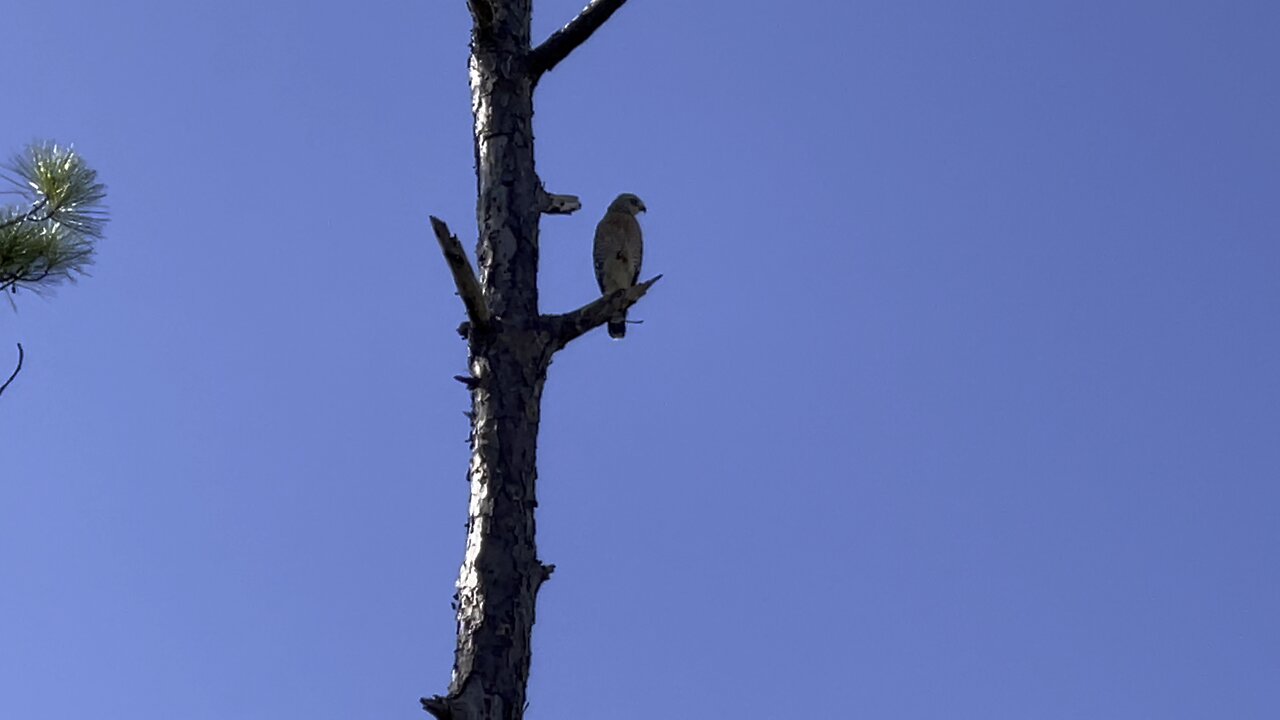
(0, 343), (23, 397)
(528, 0), (630, 81)
(0, 199), (51, 232)
(430, 216), (491, 331)
(544, 274), (661, 348)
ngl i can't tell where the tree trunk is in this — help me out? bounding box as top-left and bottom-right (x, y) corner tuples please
(448, 325), (554, 718)
(439, 4), (548, 716)
(423, 2), (648, 718)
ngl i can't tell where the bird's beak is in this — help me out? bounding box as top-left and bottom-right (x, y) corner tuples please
(638, 203), (647, 213)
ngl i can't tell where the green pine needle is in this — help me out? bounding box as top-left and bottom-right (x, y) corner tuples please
(0, 141), (108, 296)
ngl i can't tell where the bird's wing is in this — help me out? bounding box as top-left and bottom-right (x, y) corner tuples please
(627, 215), (643, 285)
(594, 212), (638, 294)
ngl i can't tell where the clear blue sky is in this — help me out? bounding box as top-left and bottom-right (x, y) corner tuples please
(3, 1), (1278, 718)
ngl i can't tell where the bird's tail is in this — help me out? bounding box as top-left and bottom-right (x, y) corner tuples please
(608, 311), (627, 339)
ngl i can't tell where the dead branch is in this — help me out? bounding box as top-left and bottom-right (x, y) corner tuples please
(544, 274), (661, 348)
(430, 216), (491, 331)
(537, 187), (581, 215)
(528, 0), (630, 81)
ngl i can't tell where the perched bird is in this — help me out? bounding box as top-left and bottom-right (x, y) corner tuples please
(592, 193), (646, 339)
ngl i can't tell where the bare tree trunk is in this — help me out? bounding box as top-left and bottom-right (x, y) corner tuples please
(422, 2), (655, 719)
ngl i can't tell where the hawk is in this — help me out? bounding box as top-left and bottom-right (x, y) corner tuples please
(592, 193), (646, 339)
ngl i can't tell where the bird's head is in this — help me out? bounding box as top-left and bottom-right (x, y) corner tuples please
(610, 193), (647, 215)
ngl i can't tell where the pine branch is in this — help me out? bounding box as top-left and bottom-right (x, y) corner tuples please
(0, 142), (107, 297)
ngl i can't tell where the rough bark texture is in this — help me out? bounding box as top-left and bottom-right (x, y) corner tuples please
(435, 6), (544, 718)
(439, 322), (554, 720)
(423, 2), (647, 718)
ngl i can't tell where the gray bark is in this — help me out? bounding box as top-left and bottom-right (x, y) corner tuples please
(423, 2), (645, 719)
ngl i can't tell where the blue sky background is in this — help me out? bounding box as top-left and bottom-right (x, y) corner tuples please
(3, 1), (1279, 718)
